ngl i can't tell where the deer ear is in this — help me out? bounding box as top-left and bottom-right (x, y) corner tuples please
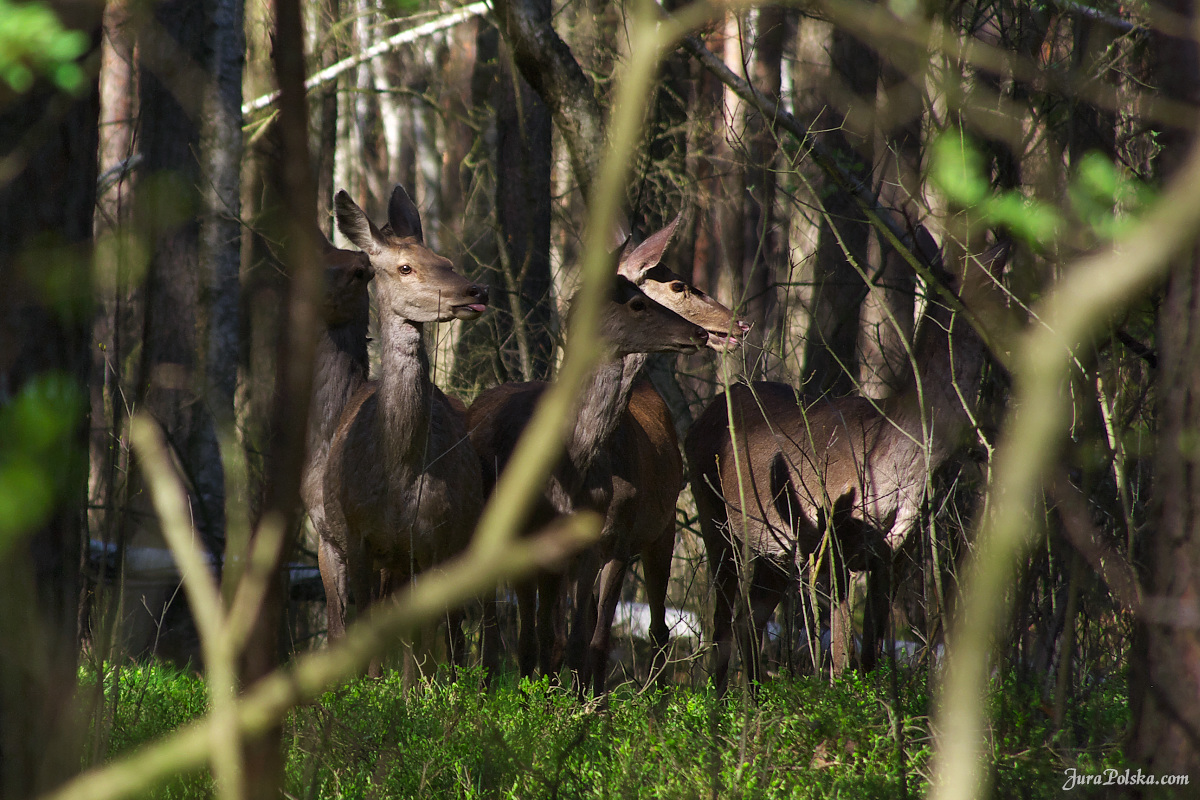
(387, 184), (424, 242)
(609, 215), (632, 254)
(317, 225), (339, 254)
(334, 190), (382, 255)
(616, 213), (682, 283)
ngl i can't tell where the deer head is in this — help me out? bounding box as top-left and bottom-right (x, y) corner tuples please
(334, 186), (488, 323)
(593, 275), (709, 358)
(318, 229), (374, 327)
(615, 213), (750, 352)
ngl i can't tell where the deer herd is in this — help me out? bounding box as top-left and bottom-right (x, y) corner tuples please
(303, 183), (1008, 698)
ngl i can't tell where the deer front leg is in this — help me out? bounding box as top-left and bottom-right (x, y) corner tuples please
(642, 524), (676, 690)
(537, 570), (567, 681)
(515, 577), (539, 679)
(588, 556), (629, 697)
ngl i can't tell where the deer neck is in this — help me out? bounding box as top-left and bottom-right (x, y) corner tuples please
(566, 351), (646, 471)
(378, 313), (433, 470)
(309, 318), (370, 452)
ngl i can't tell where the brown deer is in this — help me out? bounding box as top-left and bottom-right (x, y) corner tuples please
(564, 216), (748, 696)
(304, 232), (373, 631)
(686, 236), (1008, 696)
(321, 185), (489, 676)
(467, 237), (710, 686)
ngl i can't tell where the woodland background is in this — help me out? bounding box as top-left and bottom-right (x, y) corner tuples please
(2, 0), (1199, 798)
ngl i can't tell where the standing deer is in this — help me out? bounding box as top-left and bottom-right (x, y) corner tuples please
(686, 236), (1008, 696)
(467, 233), (710, 687)
(565, 216), (748, 696)
(321, 185), (489, 678)
(303, 232), (373, 630)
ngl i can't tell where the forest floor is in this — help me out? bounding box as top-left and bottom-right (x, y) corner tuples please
(84, 659), (1129, 799)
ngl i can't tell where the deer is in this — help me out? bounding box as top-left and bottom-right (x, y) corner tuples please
(563, 216), (749, 696)
(303, 232), (373, 635)
(685, 233), (1009, 696)
(321, 185), (489, 678)
(466, 230), (711, 690)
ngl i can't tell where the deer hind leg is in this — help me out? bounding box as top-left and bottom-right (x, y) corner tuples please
(318, 537), (350, 642)
(642, 524), (676, 690)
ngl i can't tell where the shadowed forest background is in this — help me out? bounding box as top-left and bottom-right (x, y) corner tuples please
(3, 0), (1200, 798)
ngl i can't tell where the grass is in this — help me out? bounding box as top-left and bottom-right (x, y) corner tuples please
(82, 661), (1129, 799)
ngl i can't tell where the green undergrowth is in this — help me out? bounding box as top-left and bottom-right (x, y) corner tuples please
(83, 661), (1128, 799)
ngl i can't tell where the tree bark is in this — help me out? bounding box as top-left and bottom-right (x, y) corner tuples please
(491, 0), (605, 201)
(1128, 0), (1200, 788)
(493, 41), (554, 381)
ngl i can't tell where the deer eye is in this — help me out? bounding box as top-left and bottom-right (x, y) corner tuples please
(630, 298), (646, 312)
(398, 264), (412, 275)
(670, 281), (686, 293)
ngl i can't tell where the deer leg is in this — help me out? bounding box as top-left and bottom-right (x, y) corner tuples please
(538, 571), (567, 680)
(352, 557), (382, 678)
(738, 563), (786, 693)
(515, 577), (539, 679)
(827, 561), (854, 676)
(859, 549), (893, 672)
(588, 557), (629, 697)
(709, 543), (739, 698)
(642, 525), (675, 689)
(566, 550), (601, 691)
(444, 604), (467, 679)
(480, 589), (500, 684)
(318, 537), (349, 642)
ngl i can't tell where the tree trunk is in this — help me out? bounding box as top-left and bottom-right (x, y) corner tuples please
(134, 0), (225, 559)
(493, 35), (554, 382)
(801, 24), (876, 398)
(0, 4), (103, 795)
(1128, 0), (1200, 788)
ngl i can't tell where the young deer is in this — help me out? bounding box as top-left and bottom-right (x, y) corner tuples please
(467, 249), (709, 687)
(303, 231), (373, 596)
(686, 236), (1008, 696)
(321, 185), (489, 676)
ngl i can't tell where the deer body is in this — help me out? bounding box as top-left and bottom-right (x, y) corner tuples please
(302, 236), (373, 551)
(467, 265), (709, 686)
(321, 186), (488, 672)
(687, 240), (1006, 695)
